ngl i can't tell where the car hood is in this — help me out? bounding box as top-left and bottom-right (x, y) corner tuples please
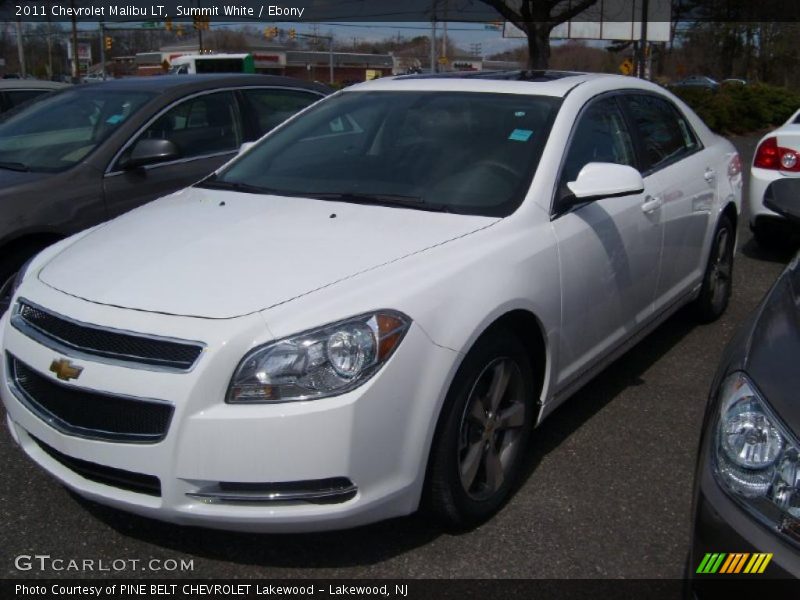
(741, 253), (800, 437)
(39, 186), (497, 319)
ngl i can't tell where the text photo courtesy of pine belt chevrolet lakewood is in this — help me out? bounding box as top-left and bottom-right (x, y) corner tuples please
(0, 71), (742, 532)
(0, 74), (331, 315)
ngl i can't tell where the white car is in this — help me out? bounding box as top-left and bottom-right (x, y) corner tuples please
(1, 72), (742, 532)
(748, 108), (800, 246)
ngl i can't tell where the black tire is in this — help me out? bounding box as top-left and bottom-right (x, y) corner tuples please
(694, 214), (735, 323)
(0, 244), (44, 316)
(423, 329), (536, 529)
(752, 222), (779, 250)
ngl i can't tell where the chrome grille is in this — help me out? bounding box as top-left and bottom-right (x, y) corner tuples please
(12, 299), (203, 371)
(7, 354), (173, 443)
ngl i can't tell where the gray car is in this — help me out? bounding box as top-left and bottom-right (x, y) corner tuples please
(0, 74), (330, 313)
(689, 178), (800, 586)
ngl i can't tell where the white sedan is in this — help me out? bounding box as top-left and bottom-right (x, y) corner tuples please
(1, 72), (742, 532)
(748, 108), (800, 246)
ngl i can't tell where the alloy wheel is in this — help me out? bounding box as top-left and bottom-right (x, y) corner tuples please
(457, 357), (527, 501)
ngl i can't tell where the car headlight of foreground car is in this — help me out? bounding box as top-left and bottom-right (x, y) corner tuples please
(713, 372), (800, 544)
(227, 311), (411, 403)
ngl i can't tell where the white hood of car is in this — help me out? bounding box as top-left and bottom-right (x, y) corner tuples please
(38, 187), (497, 319)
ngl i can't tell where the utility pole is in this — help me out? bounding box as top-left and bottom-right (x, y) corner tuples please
(70, 0), (79, 82)
(15, 18), (26, 77)
(638, 0), (649, 79)
(46, 16), (53, 79)
(99, 22), (106, 79)
(441, 0), (448, 71)
(329, 36), (334, 85)
(430, 19), (437, 73)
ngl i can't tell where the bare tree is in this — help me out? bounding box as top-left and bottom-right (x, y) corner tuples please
(478, 0), (599, 69)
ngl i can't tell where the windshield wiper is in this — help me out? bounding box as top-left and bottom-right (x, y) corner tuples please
(0, 161), (29, 172)
(196, 178), (281, 195)
(303, 192), (454, 213)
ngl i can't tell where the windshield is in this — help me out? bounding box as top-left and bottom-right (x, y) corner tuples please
(206, 91), (560, 216)
(0, 88), (154, 172)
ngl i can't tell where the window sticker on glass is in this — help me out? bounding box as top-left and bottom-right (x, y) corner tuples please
(329, 117), (345, 132)
(509, 129), (533, 142)
(106, 114), (124, 125)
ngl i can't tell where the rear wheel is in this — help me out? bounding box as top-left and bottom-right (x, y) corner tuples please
(694, 215), (734, 323)
(424, 330), (536, 529)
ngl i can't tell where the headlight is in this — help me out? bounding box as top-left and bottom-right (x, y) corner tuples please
(226, 311), (411, 403)
(713, 372), (800, 543)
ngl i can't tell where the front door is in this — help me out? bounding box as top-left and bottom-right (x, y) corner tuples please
(551, 95), (664, 388)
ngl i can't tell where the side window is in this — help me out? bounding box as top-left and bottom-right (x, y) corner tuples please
(559, 96), (636, 189)
(241, 89), (320, 137)
(6, 89), (48, 109)
(128, 91), (242, 164)
(624, 94), (698, 171)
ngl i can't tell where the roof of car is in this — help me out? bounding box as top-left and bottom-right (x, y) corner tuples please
(80, 74), (331, 95)
(0, 80), (70, 90)
(346, 70), (619, 97)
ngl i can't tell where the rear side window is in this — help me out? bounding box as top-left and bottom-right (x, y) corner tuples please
(624, 94), (699, 171)
(5, 89), (48, 109)
(241, 88), (320, 137)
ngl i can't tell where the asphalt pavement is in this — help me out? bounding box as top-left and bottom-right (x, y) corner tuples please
(1, 133), (794, 580)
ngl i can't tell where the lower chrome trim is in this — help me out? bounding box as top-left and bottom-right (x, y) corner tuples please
(187, 479), (358, 505)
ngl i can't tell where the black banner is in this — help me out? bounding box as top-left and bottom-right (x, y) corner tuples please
(3, 579), (800, 600)
(3, 0), (800, 24)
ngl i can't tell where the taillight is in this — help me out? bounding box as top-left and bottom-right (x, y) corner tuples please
(728, 153), (742, 177)
(753, 137), (800, 171)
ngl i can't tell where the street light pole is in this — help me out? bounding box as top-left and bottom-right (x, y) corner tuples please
(15, 18), (26, 77)
(99, 22), (106, 79)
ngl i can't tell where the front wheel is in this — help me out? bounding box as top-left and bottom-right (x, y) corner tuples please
(423, 330), (536, 529)
(693, 215), (735, 323)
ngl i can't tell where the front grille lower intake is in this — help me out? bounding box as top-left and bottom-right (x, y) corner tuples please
(8, 354), (173, 443)
(12, 299), (204, 372)
(31, 435), (161, 497)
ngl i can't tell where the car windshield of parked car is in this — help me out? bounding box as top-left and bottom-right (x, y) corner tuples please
(206, 91), (560, 217)
(0, 88), (154, 173)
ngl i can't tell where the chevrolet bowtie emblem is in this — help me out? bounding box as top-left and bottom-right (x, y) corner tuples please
(49, 358), (83, 381)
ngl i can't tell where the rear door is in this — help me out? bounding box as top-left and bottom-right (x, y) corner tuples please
(621, 92), (713, 312)
(102, 90), (243, 219)
(552, 94), (664, 387)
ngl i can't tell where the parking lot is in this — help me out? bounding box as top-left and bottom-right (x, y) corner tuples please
(0, 133), (794, 580)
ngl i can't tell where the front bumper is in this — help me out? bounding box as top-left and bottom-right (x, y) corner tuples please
(748, 168), (800, 228)
(0, 285), (459, 532)
(688, 421), (799, 588)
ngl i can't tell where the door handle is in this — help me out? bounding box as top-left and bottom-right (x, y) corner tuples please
(641, 195), (662, 213)
(704, 168), (716, 183)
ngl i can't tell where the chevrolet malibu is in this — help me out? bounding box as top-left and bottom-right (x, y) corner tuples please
(1, 71), (742, 532)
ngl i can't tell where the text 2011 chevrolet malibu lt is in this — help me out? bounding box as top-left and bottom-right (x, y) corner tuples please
(1, 72), (742, 532)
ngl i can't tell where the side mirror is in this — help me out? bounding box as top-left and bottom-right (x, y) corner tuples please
(121, 138), (180, 170)
(237, 141), (256, 156)
(566, 162), (645, 202)
(764, 179), (800, 224)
